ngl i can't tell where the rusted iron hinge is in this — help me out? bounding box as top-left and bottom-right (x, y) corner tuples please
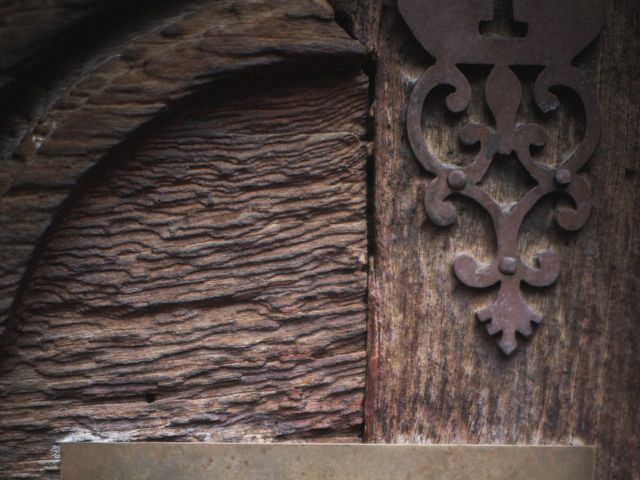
(399, 0), (604, 354)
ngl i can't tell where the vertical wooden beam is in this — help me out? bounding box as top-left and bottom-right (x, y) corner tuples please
(345, 0), (640, 478)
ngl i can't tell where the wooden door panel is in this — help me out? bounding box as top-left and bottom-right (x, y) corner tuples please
(335, 1), (640, 479)
(0, 0), (365, 338)
(0, 67), (369, 479)
(0, 2), (370, 478)
(0, 0), (638, 479)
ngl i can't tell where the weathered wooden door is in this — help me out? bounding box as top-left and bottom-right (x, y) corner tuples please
(0, 1), (637, 479)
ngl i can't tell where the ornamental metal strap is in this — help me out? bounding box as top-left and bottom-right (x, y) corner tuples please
(399, 0), (604, 354)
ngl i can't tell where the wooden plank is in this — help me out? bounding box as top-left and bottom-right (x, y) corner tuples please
(0, 0), (366, 339)
(0, 70), (369, 478)
(61, 443), (595, 480)
(335, 1), (640, 479)
(0, 0), (121, 90)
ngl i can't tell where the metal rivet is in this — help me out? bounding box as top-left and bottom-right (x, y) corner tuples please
(499, 257), (518, 275)
(398, 0), (603, 354)
(447, 170), (467, 190)
(555, 168), (572, 185)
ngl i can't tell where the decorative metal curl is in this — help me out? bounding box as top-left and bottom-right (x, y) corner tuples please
(399, 0), (604, 354)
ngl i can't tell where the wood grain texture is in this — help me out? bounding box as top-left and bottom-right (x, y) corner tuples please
(0, 0), (365, 339)
(0, 69), (369, 479)
(0, 0), (122, 79)
(333, 0), (640, 479)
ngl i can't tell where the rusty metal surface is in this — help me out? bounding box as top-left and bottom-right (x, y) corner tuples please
(399, 0), (604, 354)
(61, 443), (595, 480)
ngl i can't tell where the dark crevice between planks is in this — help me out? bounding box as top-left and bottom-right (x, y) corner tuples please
(361, 54), (378, 443)
(331, 2), (358, 42)
(327, 0), (377, 436)
(363, 57), (378, 259)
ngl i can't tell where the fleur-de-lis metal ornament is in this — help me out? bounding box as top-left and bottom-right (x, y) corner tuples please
(399, 0), (604, 354)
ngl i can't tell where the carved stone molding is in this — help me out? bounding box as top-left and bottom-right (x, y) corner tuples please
(399, 0), (604, 353)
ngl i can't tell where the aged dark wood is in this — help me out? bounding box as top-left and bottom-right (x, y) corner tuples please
(0, 0), (638, 479)
(0, 70), (369, 479)
(333, 0), (640, 479)
(0, 2), (369, 479)
(0, 0), (365, 339)
(399, 0), (604, 354)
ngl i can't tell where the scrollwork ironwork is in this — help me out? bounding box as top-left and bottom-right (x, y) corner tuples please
(399, 0), (604, 354)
